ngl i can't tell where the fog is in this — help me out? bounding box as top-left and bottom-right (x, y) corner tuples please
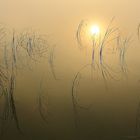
(0, 0), (140, 140)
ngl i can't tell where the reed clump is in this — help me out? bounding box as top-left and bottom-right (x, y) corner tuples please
(72, 18), (132, 129)
(0, 25), (54, 135)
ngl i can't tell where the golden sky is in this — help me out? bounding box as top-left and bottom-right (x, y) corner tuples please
(0, 0), (140, 77)
(0, 0), (140, 30)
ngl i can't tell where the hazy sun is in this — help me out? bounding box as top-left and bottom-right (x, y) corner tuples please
(90, 25), (100, 36)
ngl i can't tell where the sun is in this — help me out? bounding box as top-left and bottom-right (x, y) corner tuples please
(90, 25), (100, 36)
